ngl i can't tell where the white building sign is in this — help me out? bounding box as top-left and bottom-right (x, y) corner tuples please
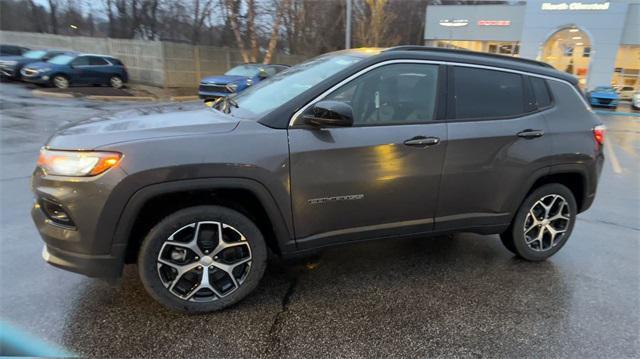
(541, 2), (610, 11)
(439, 19), (469, 27)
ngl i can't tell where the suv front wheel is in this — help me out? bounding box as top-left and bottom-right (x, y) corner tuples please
(138, 205), (267, 313)
(501, 184), (577, 261)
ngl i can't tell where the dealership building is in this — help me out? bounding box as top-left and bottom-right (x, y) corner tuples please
(424, 0), (640, 90)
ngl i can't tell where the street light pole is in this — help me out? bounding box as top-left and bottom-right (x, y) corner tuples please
(345, 0), (352, 49)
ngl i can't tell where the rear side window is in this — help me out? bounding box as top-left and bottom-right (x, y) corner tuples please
(530, 77), (552, 109)
(453, 67), (524, 120)
(89, 56), (109, 66)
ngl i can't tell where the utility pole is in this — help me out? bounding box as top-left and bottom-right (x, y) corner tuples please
(345, 0), (352, 49)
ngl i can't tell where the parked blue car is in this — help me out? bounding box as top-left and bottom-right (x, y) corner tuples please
(199, 64), (289, 100)
(0, 49), (67, 80)
(21, 53), (128, 89)
(588, 86), (619, 109)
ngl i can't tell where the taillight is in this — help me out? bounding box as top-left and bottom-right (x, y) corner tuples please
(593, 125), (606, 145)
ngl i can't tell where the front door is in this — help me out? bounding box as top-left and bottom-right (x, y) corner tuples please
(288, 62), (447, 249)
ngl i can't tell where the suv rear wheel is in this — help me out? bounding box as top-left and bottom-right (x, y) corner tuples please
(138, 205), (267, 313)
(109, 75), (123, 89)
(501, 184), (577, 261)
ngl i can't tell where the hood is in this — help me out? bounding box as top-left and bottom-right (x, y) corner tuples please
(201, 75), (249, 84)
(0, 55), (23, 62)
(47, 103), (240, 150)
(590, 90), (618, 99)
(23, 61), (54, 70)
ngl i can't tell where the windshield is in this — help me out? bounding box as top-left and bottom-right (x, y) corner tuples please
(23, 50), (46, 59)
(594, 86), (615, 92)
(225, 65), (261, 77)
(229, 54), (364, 118)
(47, 55), (74, 65)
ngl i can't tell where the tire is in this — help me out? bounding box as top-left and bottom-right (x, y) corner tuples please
(51, 75), (69, 89)
(109, 75), (123, 89)
(500, 184), (577, 261)
(138, 205), (267, 313)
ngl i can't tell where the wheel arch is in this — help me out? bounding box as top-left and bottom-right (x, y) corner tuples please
(521, 166), (589, 213)
(109, 178), (295, 273)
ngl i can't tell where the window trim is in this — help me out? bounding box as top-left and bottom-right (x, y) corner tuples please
(288, 59), (590, 127)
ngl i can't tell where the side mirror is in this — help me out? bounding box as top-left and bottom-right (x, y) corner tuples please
(302, 100), (354, 127)
(258, 70), (268, 79)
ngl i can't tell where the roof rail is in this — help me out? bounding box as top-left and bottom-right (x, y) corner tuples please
(384, 46), (553, 69)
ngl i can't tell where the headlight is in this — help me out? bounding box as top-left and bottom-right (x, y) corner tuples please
(226, 83), (238, 92)
(246, 79), (253, 86)
(38, 67), (51, 73)
(1, 60), (17, 66)
(37, 149), (122, 177)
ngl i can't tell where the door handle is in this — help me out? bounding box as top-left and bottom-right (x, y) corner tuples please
(404, 136), (440, 147)
(517, 129), (545, 139)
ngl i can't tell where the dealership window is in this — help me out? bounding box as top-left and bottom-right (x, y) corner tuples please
(325, 64), (440, 125)
(582, 47), (591, 58)
(453, 67), (524, 119)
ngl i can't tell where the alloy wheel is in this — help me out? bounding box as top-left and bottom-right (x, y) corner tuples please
(110, 76), (123, 88)
(53, 76), (69, 89)
(156, 221), (252, 302)
(523, 194), (571, 252)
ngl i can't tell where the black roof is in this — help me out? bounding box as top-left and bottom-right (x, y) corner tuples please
(379, 46), (577, 85)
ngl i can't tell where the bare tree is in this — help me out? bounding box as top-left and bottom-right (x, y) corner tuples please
(223, 0), (251, 62)
(48, 0), (59, 34)
(263, 0), (290, 64)
(191, 0), (214, 45)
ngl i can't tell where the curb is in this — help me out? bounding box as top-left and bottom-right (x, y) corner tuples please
(31, 90), (75, 99)
(85, 95), (156, 101)
(170, 95), (199, 102)
(594, 110), (640, 117)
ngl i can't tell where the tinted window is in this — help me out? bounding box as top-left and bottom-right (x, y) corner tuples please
(89, 56), (109, 66)
(453, 67), (524, 119)
(0, 45), (24, 56)
(530, 77), (552, 109)
(71, 56), (89, 66)
(323, 63), (439, 125)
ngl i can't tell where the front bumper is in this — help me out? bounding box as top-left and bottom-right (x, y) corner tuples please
(590, 98), (618, 108)
(21, 74), (50, 84)
(31, 167), (128, 278)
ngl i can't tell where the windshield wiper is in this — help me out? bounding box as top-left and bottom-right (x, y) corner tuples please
(212, 96), (239, 114)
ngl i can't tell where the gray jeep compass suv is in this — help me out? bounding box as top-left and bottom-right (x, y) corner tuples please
(31, 47), (605, 312)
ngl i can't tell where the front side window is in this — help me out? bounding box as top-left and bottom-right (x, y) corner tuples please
(48, 55), (74, 65)
(453, 67), (525, 120)
(322, 63), (440, 125)
(71, 56), (89, 66)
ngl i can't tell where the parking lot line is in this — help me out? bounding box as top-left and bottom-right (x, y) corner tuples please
(604, 141), (623, 174)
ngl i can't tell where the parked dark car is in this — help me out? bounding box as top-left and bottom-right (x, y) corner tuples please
(21, 53), (128, 89)
(199, 63), (289, 100)
(588, 86), (619, 109)
(32, 47), (604, 313)
(0, 44), (29, 56)
(0, 49), (67, 80)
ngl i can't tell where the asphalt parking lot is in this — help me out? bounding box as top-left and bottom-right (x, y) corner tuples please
(1, 81), (638, 358)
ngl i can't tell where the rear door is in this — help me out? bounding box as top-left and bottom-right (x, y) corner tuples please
(69, 56), (91, 84)
(87, 56), (112, 84)
(288, 62), (448, 249)
(435, 66), (553, 231)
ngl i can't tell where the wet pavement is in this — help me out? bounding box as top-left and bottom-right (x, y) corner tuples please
(1, 81), (638, 358)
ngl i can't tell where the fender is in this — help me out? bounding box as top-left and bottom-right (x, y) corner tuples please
(95, 175), (295, 275)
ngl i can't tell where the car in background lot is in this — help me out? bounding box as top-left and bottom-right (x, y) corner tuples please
(614, 85), (635, 100)
(199, 63), (288, 100)
(588, 86), (619, 109)
(632, 92), (640, 110)
(21, 53), (128, 89)
(0, 49), (67, 80)
(0, 44), (29, 56)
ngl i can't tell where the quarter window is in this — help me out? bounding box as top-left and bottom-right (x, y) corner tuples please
(530, 77), (552, 109)
(323, 63), (440, 125)
(453, 67), (525, 119)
